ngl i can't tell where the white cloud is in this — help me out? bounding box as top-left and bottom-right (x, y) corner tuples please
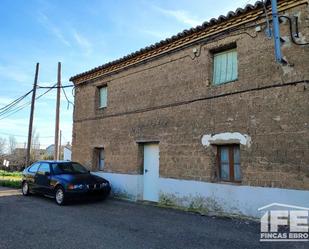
(37, 12), (71, 47)
(72, 30), (93, 56)
(154, 6), (203, 27)
(141, 29), (174, 39)
(0, 65), (31, 83)
(0, 96), (14, 106)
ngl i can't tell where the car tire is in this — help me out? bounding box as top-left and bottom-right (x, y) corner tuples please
(21, 181), (30, 196)
(55, 186), (66, 206)
(99, 190), (111, 201)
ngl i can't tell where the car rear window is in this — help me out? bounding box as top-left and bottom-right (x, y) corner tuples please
(52, 162), (88, 174)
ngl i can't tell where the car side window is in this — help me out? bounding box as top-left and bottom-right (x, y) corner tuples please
(37, 163), (50, 175)
(28, 163), (40, 173)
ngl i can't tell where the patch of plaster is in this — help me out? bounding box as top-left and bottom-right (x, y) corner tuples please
(281, 63), (295, 76)
(201, 132), (251, 147)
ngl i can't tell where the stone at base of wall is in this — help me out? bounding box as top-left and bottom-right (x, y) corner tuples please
(92, 172), (309, 218)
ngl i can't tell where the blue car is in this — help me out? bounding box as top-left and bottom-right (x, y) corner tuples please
(21, 160), (111, 205)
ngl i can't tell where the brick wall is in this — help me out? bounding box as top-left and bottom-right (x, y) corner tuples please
(72, 4), (309, 190)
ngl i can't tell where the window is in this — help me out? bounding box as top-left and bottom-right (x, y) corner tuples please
(37, 163), (50, 175)
(52, 162), (88, 175)
(28, 163), (40, 173)
(217, 145), (241, 182)
(98, 148), (105, 171)
(99, 86), (107, 108)
(213, 48), (238, 85)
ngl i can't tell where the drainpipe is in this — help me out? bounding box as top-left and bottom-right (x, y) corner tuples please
(271, 0), (284, 63)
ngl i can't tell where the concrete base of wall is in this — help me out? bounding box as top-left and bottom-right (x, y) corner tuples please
(93, 172), (309, 218)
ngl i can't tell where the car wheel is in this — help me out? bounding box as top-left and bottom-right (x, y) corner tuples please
(22, 181), (30, 196)
(55, 186), (66, 206)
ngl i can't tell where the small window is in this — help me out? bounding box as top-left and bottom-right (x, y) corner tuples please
(28, 163), (40, 173)
(37, 163), (50, 175)
(98, 148), (105, 171)
(217, 145), (241, 182)
(213, 48), (238, 85)
(99, 86), (107, 108)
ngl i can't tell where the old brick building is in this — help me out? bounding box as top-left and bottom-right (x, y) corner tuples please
(70, 0), (309, 217)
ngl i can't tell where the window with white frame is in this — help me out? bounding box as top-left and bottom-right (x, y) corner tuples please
(213, 48), (238, 85)
(99, 86), (107, 108)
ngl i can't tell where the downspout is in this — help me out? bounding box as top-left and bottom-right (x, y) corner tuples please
(271, 0), (284, 63)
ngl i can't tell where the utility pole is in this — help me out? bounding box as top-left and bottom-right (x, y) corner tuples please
(59, 130), (62, 160)
(54, 62), (61, 160)
(26, 63), (39, 166)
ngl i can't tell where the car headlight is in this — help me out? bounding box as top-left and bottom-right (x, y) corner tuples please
(100, 182), (109, 188)
(67, 184), (84, 190)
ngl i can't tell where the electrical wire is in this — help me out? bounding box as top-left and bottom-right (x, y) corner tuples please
(279, 15), (309, 46)
(37, 84), (74, 89)
(75, 80), (308, 123)
(0, 84), (56, 120)
(0, 89), (33, 114)
(61, 86), (74, 109)
(0, 131), (53, 138)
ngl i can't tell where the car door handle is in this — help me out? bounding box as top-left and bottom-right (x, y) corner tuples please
(145, 169), (148, 173)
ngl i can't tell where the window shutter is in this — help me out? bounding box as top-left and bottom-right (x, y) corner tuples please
(213, 49), (238, 85)
(99, 87), (107, 108)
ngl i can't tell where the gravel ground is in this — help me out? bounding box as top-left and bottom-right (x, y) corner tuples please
(0, 187), (307, 249)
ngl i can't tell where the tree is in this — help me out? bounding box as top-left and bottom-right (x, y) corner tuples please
(0, 137), (6, 155)
(8, 135), (17, 155)
(30, 128), (41, 162)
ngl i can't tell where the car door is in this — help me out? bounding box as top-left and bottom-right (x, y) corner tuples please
(34, 163), (52, 195)
(27, 163), (40, 192)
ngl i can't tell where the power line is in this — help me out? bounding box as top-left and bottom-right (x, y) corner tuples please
(61, 86), (74, 109)
(0, 83), (56, 120)
(37, 84), (74, 89)
(0, 131), (54, 138)
(0, 89), (33, 115)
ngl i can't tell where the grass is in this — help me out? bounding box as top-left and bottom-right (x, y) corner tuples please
(0, 170), (22, 189)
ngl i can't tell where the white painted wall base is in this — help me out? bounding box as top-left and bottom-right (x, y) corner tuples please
(93, 172), (143, 200)
(92, 172), (309, 218)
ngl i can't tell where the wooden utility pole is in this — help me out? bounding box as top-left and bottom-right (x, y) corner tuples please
(26, 63), (39, 166)
(59, 130), (62, 160)
(54, 62), (61, 160)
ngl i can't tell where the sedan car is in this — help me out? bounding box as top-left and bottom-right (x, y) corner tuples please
(21, 160), (111, 205)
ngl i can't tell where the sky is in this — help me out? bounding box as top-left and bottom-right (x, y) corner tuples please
(0, 0), (256, 149)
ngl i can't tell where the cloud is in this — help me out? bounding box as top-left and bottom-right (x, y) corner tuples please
(0, 96), (14, 106)
(37, 12), (71, 47)
(0, 65), (31, 83)
(154, 6), (203, 27)
(141, 30), (174, 40)
(72, 30), (93, 56)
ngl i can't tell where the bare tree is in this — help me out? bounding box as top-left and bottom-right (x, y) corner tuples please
(30, 128), (41, 162)
(8, 135), (17, 155)
(0, 137), (6, 155)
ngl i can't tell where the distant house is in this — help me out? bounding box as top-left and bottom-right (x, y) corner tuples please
(45, 143), (72, 160)
(64, 143), (72, 161)
(45, 144), (55, 157)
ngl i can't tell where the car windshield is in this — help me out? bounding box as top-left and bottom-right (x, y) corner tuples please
(52, 162), (89, 175)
